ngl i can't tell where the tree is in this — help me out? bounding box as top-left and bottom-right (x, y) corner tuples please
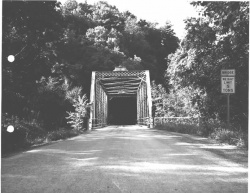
(2, 0), (180, 130)
(138, 21), (179, 88)
(88, 1), (125, 31)
(167, 1), (249, 131)
(2, 1), (63, 119)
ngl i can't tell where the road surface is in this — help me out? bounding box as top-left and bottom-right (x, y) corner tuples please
(2, 125), (248, 193)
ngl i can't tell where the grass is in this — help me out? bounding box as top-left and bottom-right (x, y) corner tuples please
(2, 114), (86, 156)
(209, 127), (246, 147)
(154, 117), (247, 148)
(155, 122), (202, 135)
(46, 128), (85, 142)
(2, 127), (86, 156)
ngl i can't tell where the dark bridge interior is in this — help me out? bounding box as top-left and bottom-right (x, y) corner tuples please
(108, 97), (137, 125)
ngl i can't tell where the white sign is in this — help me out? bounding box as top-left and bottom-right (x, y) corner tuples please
(221, 69), (235, 76)
(221, 77), (235, 93)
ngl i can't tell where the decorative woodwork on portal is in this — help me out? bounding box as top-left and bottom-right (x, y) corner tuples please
(89, 69), (152, 129)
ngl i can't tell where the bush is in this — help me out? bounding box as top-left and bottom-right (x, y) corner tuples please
(154, 117), (202, 135)
(36, 76), (72, 130)
(66, 93), (89, 130)
(210, 127), (245, 147)
(154, 117), (247, 147)
(1, 114), (46, 154)
(46, 128), (82, 141)
(1, 113), (85, 155)
(2, 127), (28, 153)
(155, 122), (201, 135)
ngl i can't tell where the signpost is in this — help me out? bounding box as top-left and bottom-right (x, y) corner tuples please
(221, 69), (235, 127)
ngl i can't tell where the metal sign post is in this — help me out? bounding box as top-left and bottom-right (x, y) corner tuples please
(221, 69), (235, 127)
(227, 94), (230, 126)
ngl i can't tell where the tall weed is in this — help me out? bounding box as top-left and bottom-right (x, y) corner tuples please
(66, 94), (89, 130)
(154, 117), (247, 147)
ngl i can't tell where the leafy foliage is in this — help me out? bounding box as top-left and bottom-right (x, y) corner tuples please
(46, 128), (82, 141)
(2, 0), (248, 151)
(1, 113), (46, 153)
(2, 0), (177, 141)
(2, 1), (63, 121)
(151, 81), (202, 118)
(66, 93), (89, 130)
(154, 117), (201, 135)
(1, 0), (179, 154)
(166, 1), (248, 133)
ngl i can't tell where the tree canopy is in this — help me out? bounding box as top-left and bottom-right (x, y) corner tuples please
(3, 0), (248, 135)
(2, 0), (179, 129)
(166, 1), (248, 131)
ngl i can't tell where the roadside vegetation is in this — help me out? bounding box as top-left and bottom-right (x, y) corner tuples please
(2, 0), (179, 155)
(2, 1), (248, 154)
(152, 2), (248, 148)
(154, 118), (246, 147)
(2, 113), (85, 155)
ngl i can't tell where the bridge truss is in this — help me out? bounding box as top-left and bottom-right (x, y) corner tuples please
(89, 70), (152, 129)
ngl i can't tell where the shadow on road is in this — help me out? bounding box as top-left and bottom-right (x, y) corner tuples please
(153, 129), (248, 167)
(2, 125), (248, 193)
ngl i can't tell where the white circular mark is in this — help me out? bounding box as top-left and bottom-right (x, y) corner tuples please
(7, 125), (14, 133)
(8, 55), (15, 62)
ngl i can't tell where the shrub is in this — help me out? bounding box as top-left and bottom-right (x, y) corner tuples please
(1, 114), (46, 154)
(154, 117), (247, 147)
(66, 94), (89, 130)
(1, 113), (85, 155)
(46, 128), (81, 141)
(210, 126), (245, 147)
(154, 117), (201, 133)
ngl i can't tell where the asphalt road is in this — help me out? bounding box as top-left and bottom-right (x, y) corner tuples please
(2, 125), (248, 193)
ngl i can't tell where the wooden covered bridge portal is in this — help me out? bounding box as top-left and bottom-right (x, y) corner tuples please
(89, 67), (152, 130)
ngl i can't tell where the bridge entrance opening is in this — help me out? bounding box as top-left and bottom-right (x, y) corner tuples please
(108, 97), (137, 125)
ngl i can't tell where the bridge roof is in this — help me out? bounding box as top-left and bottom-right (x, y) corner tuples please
(96, 70), (146, 96)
